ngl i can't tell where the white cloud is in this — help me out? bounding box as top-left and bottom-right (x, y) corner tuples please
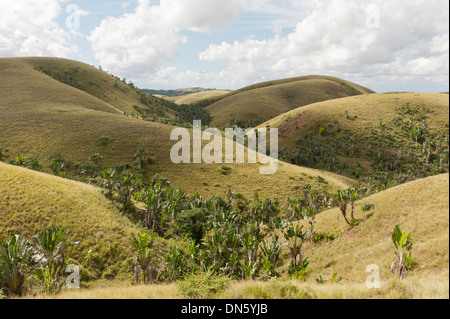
(199, 0), (449, 91)
(0, 0), (78, 57)
(88, 0), (247, 77)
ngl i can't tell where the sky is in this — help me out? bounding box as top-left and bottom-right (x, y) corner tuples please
(0, 0), (449, 92)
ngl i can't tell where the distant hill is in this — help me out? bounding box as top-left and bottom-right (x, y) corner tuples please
(143, 88), (230, 98)
(204, 75), (375, 126)
(160, 90), (231, 105)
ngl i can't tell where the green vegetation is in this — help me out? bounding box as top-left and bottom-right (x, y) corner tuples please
(391, 225), (413, 280)
(34, 226), (70, 293)
(0, 235), (36, 296)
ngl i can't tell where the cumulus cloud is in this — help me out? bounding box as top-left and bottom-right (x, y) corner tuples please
(0, 0), (78, 57)
(199, 0), (449, 91)
(88, 0), (247, 76)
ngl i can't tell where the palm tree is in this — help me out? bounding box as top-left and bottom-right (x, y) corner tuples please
(260, 237), (283, 278)
(391, 225), (413, 279)
(348, 189), (359, 221)
(34, 226), (70, 293)
(131, 231), (157, 285)
(0, 235), (37, 296)
(138, 174), (171, 231)
(333, 190), (351, 225)
(283, 223), (308, 272)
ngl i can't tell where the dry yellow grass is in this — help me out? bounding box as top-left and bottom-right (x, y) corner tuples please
(0, 162), (140, 276)
(27, 276), (448, 299)
(300, 174), (449, 283)
(0, 57), (356, 200)
(258, 92), (449, 175)
(206, 76), (374, 126)
(1, 57), (174, 117)
(162, 90), (230, 105)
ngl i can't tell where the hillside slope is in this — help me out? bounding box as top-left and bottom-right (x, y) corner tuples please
(205, 76), (375, 126)
(0, 57), (356, 200)
(1, 57), (176, 119)
(260, 92), (449, 185)
(164, 90), (230, 105)
(0, 162), (139, 279)
(303, 174), (449, 283)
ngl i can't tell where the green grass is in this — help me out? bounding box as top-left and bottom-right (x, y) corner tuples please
(205, 75), (375, 126)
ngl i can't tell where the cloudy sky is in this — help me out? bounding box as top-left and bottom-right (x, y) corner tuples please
(0, 0), (448, 92)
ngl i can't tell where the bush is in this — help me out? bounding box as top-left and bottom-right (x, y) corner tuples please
(96, 136), (114, 147)
(177, 271), (230, 299)
(362, 203), (375, 212)
(219, 165), (231, 175)
(241, 280), (317, 299)
(313, 232), (335, 244)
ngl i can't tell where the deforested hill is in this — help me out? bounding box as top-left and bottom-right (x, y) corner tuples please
(259, 92), (449, 188)
(0, 57), (177, 119)
(204, 75), (375, 126)
(0, 162), (139, 280)
(303, 173), (449, 284)
(0, 57), (356, 201)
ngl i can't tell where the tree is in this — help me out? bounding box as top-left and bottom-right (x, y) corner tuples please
(283, 223), (308, 274)
(391, 225), (413, 280)
(0, 235), (37, 296)
(34, 226), (70, 293)
(260, 237), (283, 278)
(131, 231), (157, 285)
(137, 174), (171, 231)
(115, 171), (142, 212)
(333, 190), (351, 225)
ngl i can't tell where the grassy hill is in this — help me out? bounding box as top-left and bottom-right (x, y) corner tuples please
(162, 90), (230, 105)
(259, 92), (449, 187)
(304, 173), (449, 284)
(1, 57), (177, 119)
(0, 162), (139, 280)
(0, 57), (355, 201)
(205, 76), (375, 126)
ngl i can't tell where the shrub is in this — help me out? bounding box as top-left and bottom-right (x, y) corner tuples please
(391, 225), (413, 280)
(219, 165), (232, 175)
(313, 232), (335, 244)
(362, 203), (375, 212)
(96, 136), (114, 147)
(177, 271), (230, 299)
(27, 157), (42, 171)
(0, 235), (37, 297)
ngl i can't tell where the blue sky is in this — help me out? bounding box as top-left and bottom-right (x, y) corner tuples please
(1, 0), (449, 92)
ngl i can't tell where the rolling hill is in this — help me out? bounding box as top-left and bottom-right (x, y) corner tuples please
(205, 75), (375, 126)
(161, 90), (230, 105)
(259, 92), (449, 186)
(303, 173), (449, 283)
(0, 162), (139, 280)
(0, 57), (355, 201)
